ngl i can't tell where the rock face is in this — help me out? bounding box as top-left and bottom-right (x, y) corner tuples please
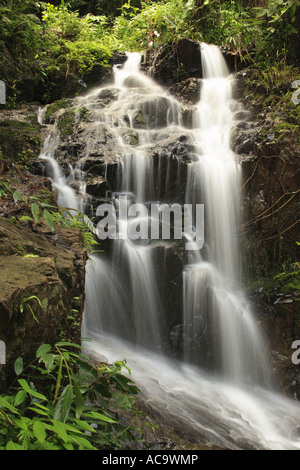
(0, 217), (87, 390)
(231, 69), (300, 396)
(0, 106), (88, 391)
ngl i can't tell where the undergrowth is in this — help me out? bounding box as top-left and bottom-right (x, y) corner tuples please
(0, 341), (149, 450)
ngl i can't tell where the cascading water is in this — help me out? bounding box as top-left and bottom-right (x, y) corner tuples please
(39, 44), (300, 450)
(38, 124), (79, 213)
(183, 44), (270, 386)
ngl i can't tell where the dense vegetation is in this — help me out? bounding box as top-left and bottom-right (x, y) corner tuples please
(0, 0), (299, 105)
(0, 0), (299, 451)
(0, 341), (148, 450)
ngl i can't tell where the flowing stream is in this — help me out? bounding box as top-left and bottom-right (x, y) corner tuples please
(40, 44), (300, 450)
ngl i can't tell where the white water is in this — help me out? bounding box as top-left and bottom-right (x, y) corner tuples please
(82, 331), (300, 450)
(38, 45), (300, 449)
(183, 44), (270, 386)
(39, 127), (79, 213)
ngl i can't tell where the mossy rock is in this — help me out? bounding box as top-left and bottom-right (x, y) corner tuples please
(264, 270), (300, 299)
(45, 100), (69, 124)
(120, 128), (139, 145)
(57, 109), (76, 137)
(0, 118), (41, 164)
(132, 108), (146, 129)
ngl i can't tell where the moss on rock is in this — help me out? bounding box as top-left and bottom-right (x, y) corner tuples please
(57, 109), (76, 136)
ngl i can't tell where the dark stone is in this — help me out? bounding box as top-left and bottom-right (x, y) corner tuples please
(221, 48), (251, 74)
(169, 78), (201, 105)
(176, 39), (202, 78)
(236, 138), (255, 154)
(18, 77), (36, 102)
(148, 40), (202, 87)
(83, 63), (113, 87)
(109, 51), (128, 66)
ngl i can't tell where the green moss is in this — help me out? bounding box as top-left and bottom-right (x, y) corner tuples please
(0, 118), (41, 164)
(57, 109), (76, 136)
(264, 270), (300, 297)
(121, 128), (139, 145)
(133, 108), (146, 129)
(0, 119), (39, 135)
(244, 65), (300, 141)
(45, 100), (69, 123)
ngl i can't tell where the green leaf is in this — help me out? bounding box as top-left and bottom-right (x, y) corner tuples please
(0, 397), (19, 414)
(14, 356), (24, 376)
(43, 209), (55, 232)
(14, 417), (29, 430)
(40, 202), (56, 208)
(27, 406), (49, 416)
(14, 390), (27, 407)
(36, 344), (52, 358)
(1, 183), (13, 193)
(70, 435), (96, 450)
(77, 359), (98, 378)
(36, 344), (55, 370)
(13, 191), (22, 204)
(73, 380), (85, 419)
(55, 341), (82, 348)
(63, 442), (74, 450)
(31, 202), (40, 224)
(53, 420), (69, 443)
(85, 411), (116, 423)
(33, 421), (47, 443)
(73, 419), (97, 433)
(93, 379), (112, 398)
(19, 215), (32, 222)
(17, 379), (47, 401)
(54, 384), (73, 423)
(6, 441), (24, 450)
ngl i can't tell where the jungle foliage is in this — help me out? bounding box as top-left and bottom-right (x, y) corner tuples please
(0, 341), (147, 450)
(0, 0), (299, 104)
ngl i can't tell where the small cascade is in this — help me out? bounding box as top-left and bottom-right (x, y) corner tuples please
(80, 51), (184, 352)
(39, 131), (79, 213)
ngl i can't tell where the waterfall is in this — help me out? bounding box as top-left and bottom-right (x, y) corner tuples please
(183, 44), (270, 386)
(39, 44), (300, 450)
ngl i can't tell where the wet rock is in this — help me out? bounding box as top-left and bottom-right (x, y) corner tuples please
(83, 63), (113, 87)
(86, 175), (109, 198)
(149, 134), (194, 204)
(147, 39), (202, 87)
(0, 217), (87, 390)
(236, 137), (256, 155)
(96, 88), (120, 105)
(0, 108), (41, 164)
(123, 76), (149, 88)
(120, 128), (139, 146)
(169, 78), (201, 105)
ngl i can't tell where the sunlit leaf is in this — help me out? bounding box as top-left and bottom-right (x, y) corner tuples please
(14, 357), (23, 376)
(17, 379), (47, 401)
(31, 202), (40, 224)
(33, 421), (46, 443)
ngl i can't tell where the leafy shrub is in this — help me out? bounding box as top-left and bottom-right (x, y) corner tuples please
(0, 342), (146, 450)
(112, 0), (195, 51)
